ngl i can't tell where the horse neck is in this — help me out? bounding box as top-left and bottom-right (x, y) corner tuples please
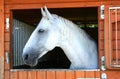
(56, 17), (98, 69)
(59, 22), (88, 66)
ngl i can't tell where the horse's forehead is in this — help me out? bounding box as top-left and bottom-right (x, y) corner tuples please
(37, 18), (50, 28)
(37, 15), (60, 30)
(40, 17), (49, 24)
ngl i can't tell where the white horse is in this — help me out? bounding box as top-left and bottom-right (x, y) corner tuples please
(22, 6), (98, 69)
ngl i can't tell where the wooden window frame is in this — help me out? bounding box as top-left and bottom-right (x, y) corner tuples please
(4, 3), (100, 70)
(104, 5), (120, 70)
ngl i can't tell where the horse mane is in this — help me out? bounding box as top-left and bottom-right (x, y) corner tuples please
(52, 14), (94, 42)
(52, 14), (78, 28)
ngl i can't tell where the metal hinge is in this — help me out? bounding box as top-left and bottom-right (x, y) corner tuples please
(6, 52), (10, 64)
(101, 56), (106, 71)
(6, 18), (10, 29)
(101, 73), (107, 79)
(100, 5), (104, 19)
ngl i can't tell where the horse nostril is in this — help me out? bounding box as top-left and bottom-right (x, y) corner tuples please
(25, 54), (29, 60)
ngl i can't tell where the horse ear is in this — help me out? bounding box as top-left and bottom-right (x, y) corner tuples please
(44, 6), (53, 19)
(41, 7), (46, 17)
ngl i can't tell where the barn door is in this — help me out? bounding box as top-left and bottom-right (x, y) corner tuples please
(104, 6), (120, 69)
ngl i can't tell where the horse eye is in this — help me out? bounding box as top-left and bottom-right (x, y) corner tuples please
(38, 29), (44, 33)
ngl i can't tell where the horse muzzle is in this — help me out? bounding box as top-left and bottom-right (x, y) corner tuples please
(22, 48), (40, 67)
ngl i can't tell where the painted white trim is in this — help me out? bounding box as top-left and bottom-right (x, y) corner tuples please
(10, 69), (100, 71)
(109, 7), (120, 10)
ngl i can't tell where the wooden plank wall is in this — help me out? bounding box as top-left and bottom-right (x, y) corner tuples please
(9, 70), (100, 79)
(4, 0), (11, 79)
(0, 0), (4, 79)
(5, 0), (98, 4)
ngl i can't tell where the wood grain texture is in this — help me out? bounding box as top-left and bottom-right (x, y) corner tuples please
(0, 0), (4, 79)
(66, 71), (75, 79)
(46, 71), (55, 79)
(5, 33), (10, 42)
(28, 71), (37, 79)
(5, 0), (99, 4)
(19, 71), (27, 79)
(37, 71), (46, 79)
(0, 57), (4, 79)
(10, 71), (18, 79)
(0, 0), (4, 58)
(85, 71), (95, 78)
(5, 70), (10, 79)
(95, 71), (100, 78)
(75, 71), (85, 78)
(56, 71), (65, 79)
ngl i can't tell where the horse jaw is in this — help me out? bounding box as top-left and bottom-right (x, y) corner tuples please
(38, 51), (48, 58)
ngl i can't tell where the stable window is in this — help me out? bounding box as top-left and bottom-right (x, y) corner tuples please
(12, 7), (98, 69)
(107, 7), (120, 68)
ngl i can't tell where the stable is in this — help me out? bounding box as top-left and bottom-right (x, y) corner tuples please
(0, 0), (120, 79)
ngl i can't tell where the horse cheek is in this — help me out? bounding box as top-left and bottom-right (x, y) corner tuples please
(45, 34), (58, 50)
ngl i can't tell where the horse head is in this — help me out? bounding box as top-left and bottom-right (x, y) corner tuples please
(22, 6), (60, 67)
